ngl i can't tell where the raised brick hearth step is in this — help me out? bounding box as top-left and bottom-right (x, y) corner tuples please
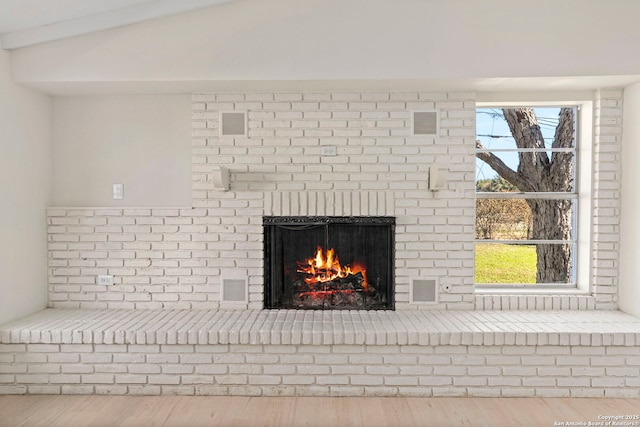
(2, 309), (640, 397)
(2, 309), (639, 347)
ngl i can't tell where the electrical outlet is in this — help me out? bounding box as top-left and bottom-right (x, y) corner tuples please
(97, 275), (114, 286)
(321, 146), (337, 156)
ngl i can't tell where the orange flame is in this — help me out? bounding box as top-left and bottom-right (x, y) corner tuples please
(297, 247), (368, 290)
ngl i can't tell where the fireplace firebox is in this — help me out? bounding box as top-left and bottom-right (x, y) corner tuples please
(263, 216), (395, 310)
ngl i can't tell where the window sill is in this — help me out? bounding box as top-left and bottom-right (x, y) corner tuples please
(475, 287), (591, 295)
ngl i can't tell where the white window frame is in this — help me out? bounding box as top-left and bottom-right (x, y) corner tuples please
(475, 100), (592, 295)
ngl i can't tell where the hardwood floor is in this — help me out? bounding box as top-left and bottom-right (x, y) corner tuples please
(0, 395), (638, 427)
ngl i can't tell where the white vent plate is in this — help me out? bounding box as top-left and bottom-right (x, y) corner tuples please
(221, 278), (248, 303)
(412, 111), (439, 136)
(410, 278), (438, 303)
(220, 112), (247, 137)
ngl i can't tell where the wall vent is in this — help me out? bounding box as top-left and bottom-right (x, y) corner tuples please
(221, 278), (248, 303)
(412, 110), (439, 136)
(410, 278), (438, 304)
(220, 111), (247, 137)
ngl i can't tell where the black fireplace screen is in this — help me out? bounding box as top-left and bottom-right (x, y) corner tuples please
(263, 216), (395, 310)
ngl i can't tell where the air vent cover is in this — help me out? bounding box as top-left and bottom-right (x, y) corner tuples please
(221, 278), (248, 303)
(412, 111), (438, 136)
(411, 278), (438, 303)
(220, 112), (247, 137)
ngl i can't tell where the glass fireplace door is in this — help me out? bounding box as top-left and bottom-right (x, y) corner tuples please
(264, 216), (394, 310)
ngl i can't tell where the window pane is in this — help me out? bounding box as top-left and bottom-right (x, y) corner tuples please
(476, 152), (576, 192)
(475, 106), (579, 287)
(476, 107), (570, 151)
(476, 106), (577, 195)
(475, 242), (575, 285)
(475, 198), (575, 241)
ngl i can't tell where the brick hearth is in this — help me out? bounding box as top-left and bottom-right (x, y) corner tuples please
(1, 309), (639, 397)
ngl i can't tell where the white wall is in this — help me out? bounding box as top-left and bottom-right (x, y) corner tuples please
(0, 48), (52, 324)
(619, 83), (640, 316)
(9, 0), (640, 88)
(52, 95), (192, 207)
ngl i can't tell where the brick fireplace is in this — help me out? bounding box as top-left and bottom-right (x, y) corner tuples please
(191, 90), (479, 310)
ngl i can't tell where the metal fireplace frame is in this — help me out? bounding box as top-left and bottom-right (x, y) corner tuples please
(263, 216), (395, 310)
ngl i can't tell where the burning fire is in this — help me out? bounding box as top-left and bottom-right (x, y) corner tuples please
(296, 247), (368, 290)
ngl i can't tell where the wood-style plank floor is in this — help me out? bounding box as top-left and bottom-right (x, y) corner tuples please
(0, 396), (638, 427)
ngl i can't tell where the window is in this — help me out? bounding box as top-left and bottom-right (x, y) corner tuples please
(475, 104), (591, 290)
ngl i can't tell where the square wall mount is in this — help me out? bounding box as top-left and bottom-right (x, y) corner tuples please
(429, 166), (449, 191)
(210, 166), (230, 191)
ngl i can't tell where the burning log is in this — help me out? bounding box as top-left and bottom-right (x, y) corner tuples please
(325, 272), (365, 291)
(292, 246), (380, 308)
(293, 272), (364, 292)
(297, 247), (368, 290)
(292, 272), (372, 308)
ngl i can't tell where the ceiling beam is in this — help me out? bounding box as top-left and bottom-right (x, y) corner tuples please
(0, 0), (236, 50)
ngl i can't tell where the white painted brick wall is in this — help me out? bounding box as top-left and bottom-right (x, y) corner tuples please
(1, 344), (638, 397)
(591, 89), (623, 309)
(194, 91), (478, 309)
(46, 90), (623, 310)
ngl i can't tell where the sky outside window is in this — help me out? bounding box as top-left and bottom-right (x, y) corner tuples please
(476, 107), (563, 183)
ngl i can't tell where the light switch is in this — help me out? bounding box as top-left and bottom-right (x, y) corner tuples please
(113, 183), (124, 200)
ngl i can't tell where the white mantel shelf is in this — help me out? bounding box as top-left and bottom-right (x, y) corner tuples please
(2, 309), (639, 347)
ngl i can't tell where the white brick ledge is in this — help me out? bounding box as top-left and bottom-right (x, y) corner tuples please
(2, 309), (639, 347)
(264, 191), (395, 216)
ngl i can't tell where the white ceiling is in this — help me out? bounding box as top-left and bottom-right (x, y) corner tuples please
(3, 0), (640, 95)
(0, 0), (149, 33)
(0, 0), (234, 49)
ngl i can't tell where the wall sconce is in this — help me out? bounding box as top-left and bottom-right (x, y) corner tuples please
(210, 166), (230, 191)
(429, 166), (448, 191)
